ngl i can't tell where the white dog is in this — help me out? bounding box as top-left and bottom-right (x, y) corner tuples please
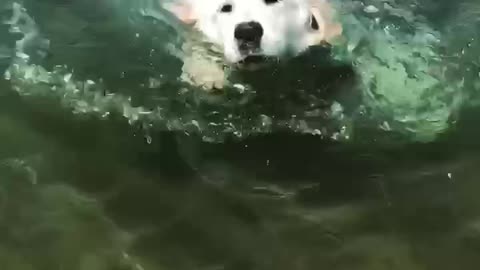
(163, 0), (342, 91)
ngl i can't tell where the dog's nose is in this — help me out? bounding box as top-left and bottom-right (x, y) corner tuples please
(234, 21), (264, 43)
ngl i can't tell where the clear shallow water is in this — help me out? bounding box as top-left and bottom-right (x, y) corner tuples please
(1, 0), (480, 269)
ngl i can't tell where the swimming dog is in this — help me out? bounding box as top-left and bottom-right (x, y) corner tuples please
(163, 0), (342, 91)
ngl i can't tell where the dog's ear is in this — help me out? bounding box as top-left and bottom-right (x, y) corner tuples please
(162, 0), (197, 25)
(308, 0), (342, 46)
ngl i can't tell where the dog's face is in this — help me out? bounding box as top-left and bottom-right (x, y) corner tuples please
(165, 0), (341, 67)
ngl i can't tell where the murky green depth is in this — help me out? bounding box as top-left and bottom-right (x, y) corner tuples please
(2, 82), (480, 270)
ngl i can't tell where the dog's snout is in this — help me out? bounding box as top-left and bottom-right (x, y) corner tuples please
(234, 21), (263, 43)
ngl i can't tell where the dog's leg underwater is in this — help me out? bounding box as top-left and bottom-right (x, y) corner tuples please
(162, 0), (228, 92)
(180, 39), (227, 92)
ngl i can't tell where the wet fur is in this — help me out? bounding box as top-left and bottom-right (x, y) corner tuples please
(163, 0), (342, 92)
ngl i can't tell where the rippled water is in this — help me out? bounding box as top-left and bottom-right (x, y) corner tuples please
(1, 0), (480, 269)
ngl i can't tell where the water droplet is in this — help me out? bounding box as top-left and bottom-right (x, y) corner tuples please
(145, 135), (152, 144)
(364, 5), (379, 13)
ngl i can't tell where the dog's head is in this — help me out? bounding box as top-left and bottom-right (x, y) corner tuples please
(164, 0), (342, 68)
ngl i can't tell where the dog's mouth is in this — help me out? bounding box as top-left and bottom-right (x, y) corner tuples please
(240, 55), (266, 64)
(236, 55), (274, 70)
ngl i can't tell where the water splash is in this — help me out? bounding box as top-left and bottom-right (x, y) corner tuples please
(2, 0), (471, 143)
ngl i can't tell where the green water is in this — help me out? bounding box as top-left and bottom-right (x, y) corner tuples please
(2, 0), (480, 269)
(3, 77), (480, 269)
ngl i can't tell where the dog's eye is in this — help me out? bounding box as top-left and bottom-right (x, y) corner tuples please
(264, 0), (281, 5)
(310, 15), (319, 30)
(220, 3), (233, 13)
